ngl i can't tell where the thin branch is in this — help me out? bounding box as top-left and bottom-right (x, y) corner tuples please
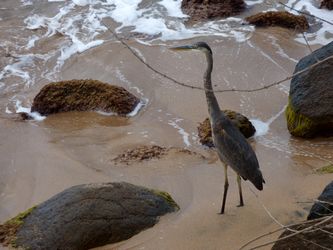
(246, 216), (332, 250)
(101, 19), (333, 94)
(240, 215), (333, 250)
(247, 185), (285, 228)
(279, 2), (333, 26)
(301, 32), (320, 62)
(295, 235), (332, 250)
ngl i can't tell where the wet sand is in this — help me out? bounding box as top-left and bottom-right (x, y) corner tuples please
(1, 2), (333, 250)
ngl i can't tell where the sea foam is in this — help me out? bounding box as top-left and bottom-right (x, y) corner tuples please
(285, 0), (333, 45)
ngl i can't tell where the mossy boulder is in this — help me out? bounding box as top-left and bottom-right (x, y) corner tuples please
(197, 110), (256, 147)
(31, 79), (140, 116)
(0, 207), (36, 247)
(286, 41), (333, 138)
(0, 182), (178, 250)
(245, 11), (309, 31)
(181, 0), (245, 22)
(320, 0), (333, 10)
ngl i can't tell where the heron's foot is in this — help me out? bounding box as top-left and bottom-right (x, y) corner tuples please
(237, 201), (244, 207)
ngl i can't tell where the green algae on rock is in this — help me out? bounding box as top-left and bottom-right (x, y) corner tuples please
(285, 99), (317, 138)
(316, 164), (333, 174)
(0, 206), (36, 248)
(197, 110), (256, 147)
(31, 79), (140, 116)
(286, 41), (333, 138)
(245, 11), (309, 31)
(151, 189), (180, 210)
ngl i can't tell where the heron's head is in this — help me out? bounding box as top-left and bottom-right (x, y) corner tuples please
(170, 41), (212, 55)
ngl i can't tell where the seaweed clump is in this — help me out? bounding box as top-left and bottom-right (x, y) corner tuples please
(112, 145), (204, 165)
(0, 206), (35, 247)
(113, 145), (169, 165)
(181, 0), (246, 22)
(197, 110), (256, 147)
(31, 79), (140, 116)
(245, 11), (309, 31)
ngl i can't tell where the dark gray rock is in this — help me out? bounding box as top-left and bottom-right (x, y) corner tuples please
(320, 0), (333, 10)
(272, 181), (333, 249)
(286, 41), (333, 137)
(308, 181), (333, 220)
(15, 182), (178, 250)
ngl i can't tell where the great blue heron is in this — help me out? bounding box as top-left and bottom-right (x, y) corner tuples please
(170, 42), (265, 214)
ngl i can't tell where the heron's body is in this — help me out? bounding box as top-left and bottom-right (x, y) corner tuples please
(171, 42), (264, 213)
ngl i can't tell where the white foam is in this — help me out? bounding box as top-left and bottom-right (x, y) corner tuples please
(2, 55), (34, 86)
(285, 0), (333, 45)
(72, 0), (93, 6)
(26, 35), (40, 49)
(168, 118), (191, 147)
(96, 98), (146, 117)
(251, 104), (287, 137)
(57, 38), (104, 66)
(21, 0), (33, 6)
(250, 119), (269, 137)
(158, 0), (188, 18)
(24, 14), (47, 30)
(245, 0), (265, 6)
(5, 106), (13, 114)
(127, 99), (147, 117)
(15, 100), (46, 121)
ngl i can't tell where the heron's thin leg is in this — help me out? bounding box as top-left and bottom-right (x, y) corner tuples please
(237, 175), (244, 207)
(220, 164), (229, 214)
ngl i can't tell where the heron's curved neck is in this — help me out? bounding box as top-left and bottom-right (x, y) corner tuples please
(204, 52), (222, 121)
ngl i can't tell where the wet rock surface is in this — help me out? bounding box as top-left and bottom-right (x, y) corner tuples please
(197, 110), (256, 147)
(272, 217), (333, 250)
(320, 0), (333, 10)
(272, 181), (333, 250)
(181, 0), (245, 22)
(31, 79), (140, 116)
(1, 182), (178, 250)
(245, 11), (309, 31)
(286, 41), (333, 137)
(308, 181), (333, 220)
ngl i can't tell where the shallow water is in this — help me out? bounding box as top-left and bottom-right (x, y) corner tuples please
(0, 1), (333, 249)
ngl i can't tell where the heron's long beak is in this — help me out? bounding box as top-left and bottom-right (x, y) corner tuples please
(169, 45), (195, 51)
